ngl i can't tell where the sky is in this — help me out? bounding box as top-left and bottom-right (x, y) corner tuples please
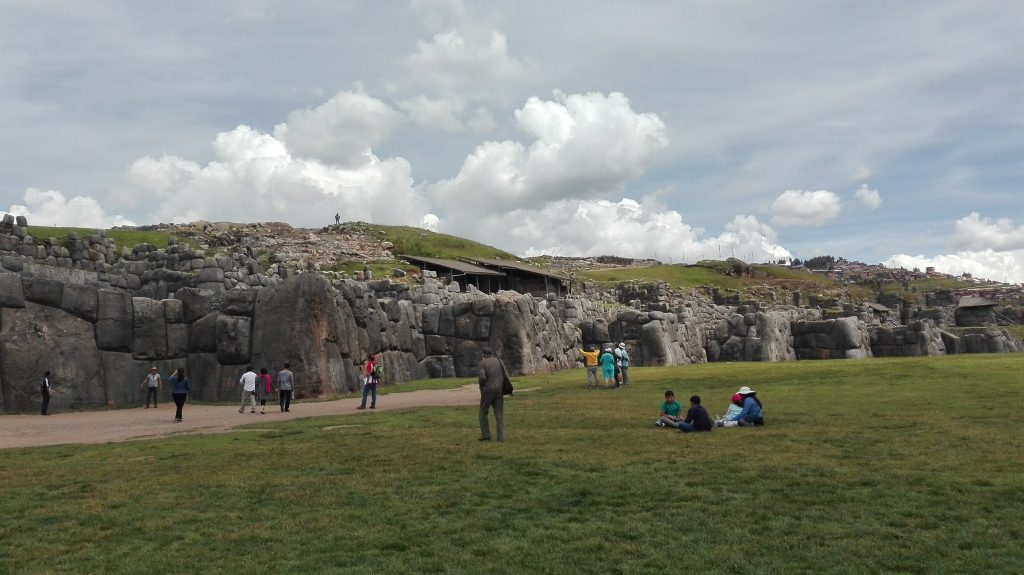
(2, 0), (1023, 282)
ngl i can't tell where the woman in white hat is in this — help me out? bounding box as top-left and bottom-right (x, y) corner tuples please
(735, 386), (764, 426)
(614, 343), (630, 386)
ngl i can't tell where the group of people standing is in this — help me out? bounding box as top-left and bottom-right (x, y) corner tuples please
(579, 343), (630, 389)
(238, 364), (295, 414)
(655, 386), (765, 432)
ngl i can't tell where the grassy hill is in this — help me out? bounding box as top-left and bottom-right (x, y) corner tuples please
(2, 355), (1021, 573)
(577, 261), (837, 292)
(25, 225), (185, 250)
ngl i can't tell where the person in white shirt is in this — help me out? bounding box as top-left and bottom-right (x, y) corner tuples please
(140, 366), (162, 408)
(238, 367), (258, 414)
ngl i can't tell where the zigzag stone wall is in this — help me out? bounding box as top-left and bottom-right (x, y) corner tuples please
(2, 215), (1021, 413)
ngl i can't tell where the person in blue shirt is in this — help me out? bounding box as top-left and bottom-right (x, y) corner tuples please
(735, 386), (764, 426)
(599, 347), (616, 388)
(168, 367), (191, 423)
(655, 390), (684, 428)
(677, 395), (714, 433)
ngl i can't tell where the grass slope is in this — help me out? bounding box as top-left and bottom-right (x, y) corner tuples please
(579, 262), (835, 292)
(1, 356), (1022, 574)
(26, 226), (183, 250)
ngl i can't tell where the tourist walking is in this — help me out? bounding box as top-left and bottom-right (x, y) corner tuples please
(615, 342), (631, 386)
(579, 346), (600, 388)
(357, 353), (377, 410)
(277, 362), (294, 412)
(239, 367), (257, 414)
(140, 366), (162, 408)
(168, 368), (191, 423)
(40, 371), (53, 415)
(256, 367), (273, 414)
(478, 347), (511, 442)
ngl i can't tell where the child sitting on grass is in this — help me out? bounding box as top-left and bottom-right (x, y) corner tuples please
(715, 393), (744, 427)
(655, 390), (684, 428)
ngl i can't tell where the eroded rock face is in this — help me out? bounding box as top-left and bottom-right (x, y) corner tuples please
(1, 303), (106, 411)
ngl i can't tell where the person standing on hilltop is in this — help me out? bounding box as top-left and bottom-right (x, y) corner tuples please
(335, 213), (341, 225)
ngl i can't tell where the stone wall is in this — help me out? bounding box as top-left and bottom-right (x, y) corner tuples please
(2, 215), (1022, 413)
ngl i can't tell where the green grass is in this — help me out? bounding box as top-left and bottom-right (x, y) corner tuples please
(26, 226), (187, 251)
(2, 355), (1023, 574)
(579, 262), (836, 292)
(344, 223), (518, 261)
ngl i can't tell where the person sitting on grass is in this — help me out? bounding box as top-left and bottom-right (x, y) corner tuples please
(735, 386), (764, 426)
(655, 390), (685, 428)
(715, 393), (745, 427)
(677, 395), (714, 433)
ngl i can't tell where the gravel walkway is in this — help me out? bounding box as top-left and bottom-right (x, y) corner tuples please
(0, 385), (483, 449)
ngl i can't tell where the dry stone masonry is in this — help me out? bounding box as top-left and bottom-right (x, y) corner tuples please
(0, 215), (1019, 412)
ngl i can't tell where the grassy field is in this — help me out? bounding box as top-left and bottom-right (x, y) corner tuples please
(579, 262), (836, 292)
(25, 226), (186, 250)
(2, 355), (1022, 574)
(342, 223), (518, 261)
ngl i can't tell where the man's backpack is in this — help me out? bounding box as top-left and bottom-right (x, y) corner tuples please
(372, 362), (384, 381)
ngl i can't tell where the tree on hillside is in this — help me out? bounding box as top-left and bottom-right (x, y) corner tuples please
(804, 255), (836, 270)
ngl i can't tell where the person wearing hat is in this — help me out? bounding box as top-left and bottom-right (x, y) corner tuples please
(614, 342), (631, 386)
(140, 366), (162, 409)
(735, 386), (764, 426)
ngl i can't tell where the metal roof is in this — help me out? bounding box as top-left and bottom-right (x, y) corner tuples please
(957, 295), (996, 308)
(865, 302), (892, 312)
(460, 256), (570, 281)
(399, 255), (505, 276)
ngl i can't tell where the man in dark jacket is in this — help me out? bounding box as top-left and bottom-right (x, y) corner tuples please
(478, 348), (510, 442)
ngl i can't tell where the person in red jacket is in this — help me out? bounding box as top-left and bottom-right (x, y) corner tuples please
(256, 367), (274, 414)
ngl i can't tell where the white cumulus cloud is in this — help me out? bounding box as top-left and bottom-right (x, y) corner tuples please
(885, 250), (1024, 284)
(4, 188), (136, 228)
(854, 184), (882, 209)
(273, 90), (404, 167)
(953, 212), (1024, 251)
(405, 28), (526, 92)
(115, 124), (429, 228)
(431, 91), (669, 214)
(769, 189), (841, 227)
(434, 195), (789, 263)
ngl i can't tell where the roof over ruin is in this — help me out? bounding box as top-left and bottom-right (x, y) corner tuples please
(957, 295), (996, 308)
(460, 256), (570, 282)
(865, 302), (892, 312)
(399, 255), (505, 276)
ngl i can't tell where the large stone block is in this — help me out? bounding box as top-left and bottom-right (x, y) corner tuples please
(166, 323), (189, 358)
(61, 283), (98, 322)
(132, 297), (167, 359)
(163, 298), (184, 323)
(96, 289), (133, 351)
(222, 288), (258, 316)
(0, 271), (25, 308)
(174, 288), (215, 323)
(21, 276), (64, 308)
(216, 314), (252, 365)
(1, 303), (105, 412)
(189, 312), (218, 352)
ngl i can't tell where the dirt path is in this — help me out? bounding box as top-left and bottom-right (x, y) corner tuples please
(0, 386), (484, 449)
